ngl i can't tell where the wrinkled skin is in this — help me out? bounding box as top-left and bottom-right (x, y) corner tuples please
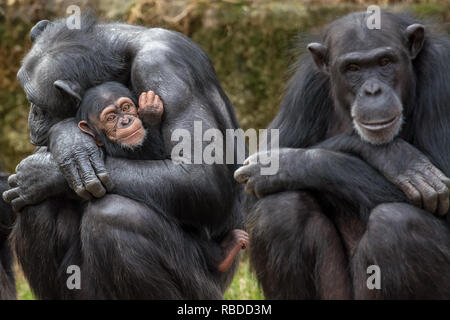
(236, 134), (450, 216)
(3, 149), (73, 209)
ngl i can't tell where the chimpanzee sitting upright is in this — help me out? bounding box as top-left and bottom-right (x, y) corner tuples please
(76, 81), (248, 273)
(234, 12), (450, 299)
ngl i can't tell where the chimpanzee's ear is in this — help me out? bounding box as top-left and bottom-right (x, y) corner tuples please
(30, 20), (52, 43)
(54, 80), (82, 107)
(405, 24), (425, 59)
(78, 121), (103, 146)
(307, 43), (329, 74)
(78, 121), (95, 137)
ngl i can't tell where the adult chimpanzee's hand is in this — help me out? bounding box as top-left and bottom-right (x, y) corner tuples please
(358, 139), (450, 216)
(2, 150), (70, 211)
(48, 118), (114, 199)
(234, 148), (308, 198)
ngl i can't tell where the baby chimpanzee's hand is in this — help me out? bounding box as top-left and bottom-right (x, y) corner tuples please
(138, 91), (164, 126)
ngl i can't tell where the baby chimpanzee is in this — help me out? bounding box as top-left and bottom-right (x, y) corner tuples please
(77, 82), (165, 160)
(76, 82), (248, 273)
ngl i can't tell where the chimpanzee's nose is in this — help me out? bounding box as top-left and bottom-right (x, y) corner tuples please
(363, 80), (382, 96)
(120, 116), (133, 128)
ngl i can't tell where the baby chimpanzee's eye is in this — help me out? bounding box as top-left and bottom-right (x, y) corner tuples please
(122, 104), (130, 112)
(107, 114), (116, 122)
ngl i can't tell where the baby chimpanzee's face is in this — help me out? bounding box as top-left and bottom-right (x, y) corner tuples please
(98, 97), (146, 147)
(78, 95), (146, 149)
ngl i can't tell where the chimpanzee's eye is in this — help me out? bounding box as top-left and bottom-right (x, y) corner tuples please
(347, 64), (360, 72)
(379, 57), (390, 67)
(122, 104), (130, 112)
(106, 114), (116, 122)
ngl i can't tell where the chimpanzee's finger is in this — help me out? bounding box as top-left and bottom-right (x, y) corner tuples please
(398, 179), (422, 208)
(147, 91), (156, 105)
(60, 162), (91, 200)
(156, 95), (163, 108)
(138, 91), (147, 109)
(234, 164), (256, 184)
(428, 165), (450, 187)
(437, 184), (449, 216)
(411, 176), (438, 214)
(428, 176), (449, 216)
(7, 174), (18, 188)
(77, 157), (106, 198)
(254, 176), (270, 199)
(11, 196), (27, 212)
(244, 178), (256, 196)
(154, 95), (161, 107)
(89, 150), (114, 191)
(2, 188), (19, 203)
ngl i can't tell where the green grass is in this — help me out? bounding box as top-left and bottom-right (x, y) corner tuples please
(225, 258), (264, 300)
(15, 265), (34, 300)
(16, 258), (263, 300)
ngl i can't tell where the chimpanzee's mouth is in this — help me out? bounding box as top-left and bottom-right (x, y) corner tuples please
(358, 115), (399, 131)
(121, 129), (141, 140)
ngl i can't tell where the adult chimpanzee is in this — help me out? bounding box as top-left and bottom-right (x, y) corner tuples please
(77, 81), (248, 272)
(2, 15), (243, 299)
(0, 169), (15, 299)
(235, 11), (450, 299)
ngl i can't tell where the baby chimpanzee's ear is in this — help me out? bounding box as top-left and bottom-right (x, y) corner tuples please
(78, 121), (104, 146)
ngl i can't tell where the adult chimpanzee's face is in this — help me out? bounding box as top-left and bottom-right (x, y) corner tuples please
(17, 57), (82, 146)
(330, 45), (408, 144)
(307, 14), (425, 145)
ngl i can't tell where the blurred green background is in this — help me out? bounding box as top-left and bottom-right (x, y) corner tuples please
(1, 0), (450, 300)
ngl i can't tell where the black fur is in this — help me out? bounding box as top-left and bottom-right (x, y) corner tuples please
(11, 15), (243, 299)
(0, 169), (15, 299)
(247, 12), (450, 299)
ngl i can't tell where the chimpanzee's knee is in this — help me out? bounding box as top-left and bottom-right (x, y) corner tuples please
(355, 202), (450, 298)
(366, 202), (445, 241)
(82, 194), (151, 234)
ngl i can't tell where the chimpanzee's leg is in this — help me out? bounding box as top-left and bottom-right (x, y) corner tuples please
(351, 203), (450, 299)
(12, 198), (83, 299)
(216, 230), (248, 272)
(81, 194), (223, 299)
(196, 229), (248, 273)
(248, 191), (351, 299)
(0, 240), (15, 299)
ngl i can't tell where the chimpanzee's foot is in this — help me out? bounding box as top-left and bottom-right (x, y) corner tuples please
(138, 90), (164, 125)
(217, 229), (249, 272)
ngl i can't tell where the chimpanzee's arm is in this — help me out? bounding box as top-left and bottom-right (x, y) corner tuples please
(234, 147), (408, 213)
(315, 132), (450, 215)
(235, 132), (450, 216)
(3, 148), (234, 228)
